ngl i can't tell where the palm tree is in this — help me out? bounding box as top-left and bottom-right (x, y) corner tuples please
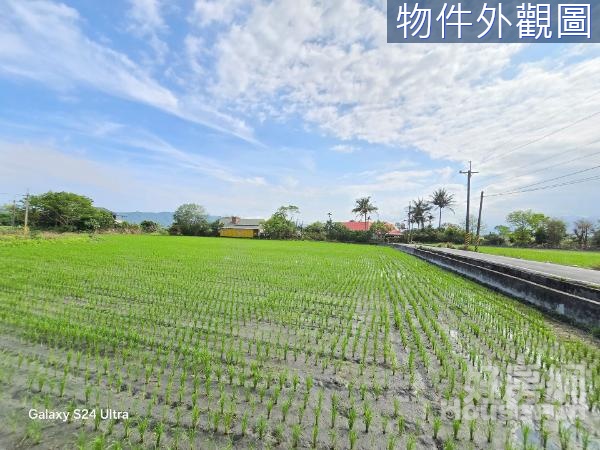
(411, 198), (432, 230)
(430, 188), (455, 229)
(352, 197), (378, 231)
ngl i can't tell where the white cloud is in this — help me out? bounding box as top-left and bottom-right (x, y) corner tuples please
(331, 144), (359, 153)
(126, 0), (169, 64)
(208, 2), (598, 157)
(0, 0), (255, 143)
(191, 0), (247, 26)
(202, 0), (600, 222)
(127, 0), (166, 34)
(0, 140), (130, 193)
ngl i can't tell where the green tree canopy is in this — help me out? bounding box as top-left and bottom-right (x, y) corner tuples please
(430, 188), (455, 229)
(506, 210), (548, 246)
(140, 220), (161, 233)
(410, 198), (433, 230)
(352, 197), (378, 230)
(263, 206), (298, 239)
(538, 218), (566, 247)
(370, 221), (390, 240)
(24, 191), (114, 231)
(172, 203), (209, 236)
(573, 219), (594, 249)
(275, 205), (300, 221)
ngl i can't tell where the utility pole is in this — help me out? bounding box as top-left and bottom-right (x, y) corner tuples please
(459, 161), (478, 247)
(11, 199), (16, 227)
(475, 191), (484, 251)
(23, 190), (30, 235)
(407, 203), (412, 244)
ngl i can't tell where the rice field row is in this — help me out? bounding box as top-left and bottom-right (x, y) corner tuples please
(0, 235), (598, 449)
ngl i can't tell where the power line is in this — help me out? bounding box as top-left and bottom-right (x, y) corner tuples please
(486, 174), (600, 197)
(498, 163), (600, 192)
(477, 89), (600, 165)
(482, 137), (600, 184)
(481, 110), (600, 166)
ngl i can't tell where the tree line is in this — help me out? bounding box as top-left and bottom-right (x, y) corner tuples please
(2, 191), (598, 249)
(486, 211), (599, 249)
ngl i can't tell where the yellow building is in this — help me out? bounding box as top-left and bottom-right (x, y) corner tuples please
(219, 216), (263, 238)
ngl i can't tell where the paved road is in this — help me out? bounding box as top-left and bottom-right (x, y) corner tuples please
(410, 245), (600, 287)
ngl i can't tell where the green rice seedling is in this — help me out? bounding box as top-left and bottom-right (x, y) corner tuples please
(273, 423), (284, 443)
(382, 414), (389, 434)
(191, 405), (200, 428)
(363, 403), (373, 433)
(241, 412), (249, 436)
(303, 389), (311, 409)
(452, 419), (461, 440)
(255, 416), (268, 440)
(259, 385), (267, 403)
(123, 416), (131, 439)
(331, 393), (339, 428)
(393, 398), (400, 419)
(373, 381), (382, 401)
(312, 424), (318, 448)
(406, 434), (416, 450)
(433, 415), (441, 440)
(187, 426), (197, 448)
(24, 420), (42, 445)
(541, 426), (549, 449)
(329, 428), (338, 449)
(387, 434), (396, 450)
(292, 424), (302, 448)
(443, 438), (455, 450)
(574, 417), (582, 440)
(298, 404), (306, 425)
(267, 398), (275, 419)
(469, 419), (476, 442)
(486, 418), (495, 444)
(154, 422), (164, 448)
(137, 417), (149, 443)
(306, 375), (314, 392)
(558, 421), (571, 450)
(348, 405), (357, 430)
(316, 389), (324, 420)
(360, 383), (367, 401)
(521, 423), (530, 449)
(92, 435), (106, 450)
(94, 410), (101, 432)
(397, 414), (405, 436)
(349, 429), (358, 450)
(66, 400), (76, 424)
(293, 373), (300, 392)
(212, 410), (221, 433)
(106, 418), (115, 436)
(458, 391), (467, 418)
(282, 397), (292, 423)
(582, 429), (590, 450)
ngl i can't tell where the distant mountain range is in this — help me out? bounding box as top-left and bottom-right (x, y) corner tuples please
(115, 212), (220, 227)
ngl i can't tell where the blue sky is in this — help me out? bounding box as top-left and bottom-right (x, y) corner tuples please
(0, 0), (599, 227)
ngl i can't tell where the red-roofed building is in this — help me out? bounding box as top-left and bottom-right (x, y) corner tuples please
(340, 220), (397, 232)
(341, 220), (371, 231)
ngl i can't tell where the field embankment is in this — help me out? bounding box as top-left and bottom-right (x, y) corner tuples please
(475, 246), (600, 270)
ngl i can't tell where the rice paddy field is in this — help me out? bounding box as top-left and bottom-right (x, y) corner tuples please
(0, 235), (599, 449)
(475, 247), (600, 270)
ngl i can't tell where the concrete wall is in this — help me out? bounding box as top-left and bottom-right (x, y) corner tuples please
(392, 244), (600, 331)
